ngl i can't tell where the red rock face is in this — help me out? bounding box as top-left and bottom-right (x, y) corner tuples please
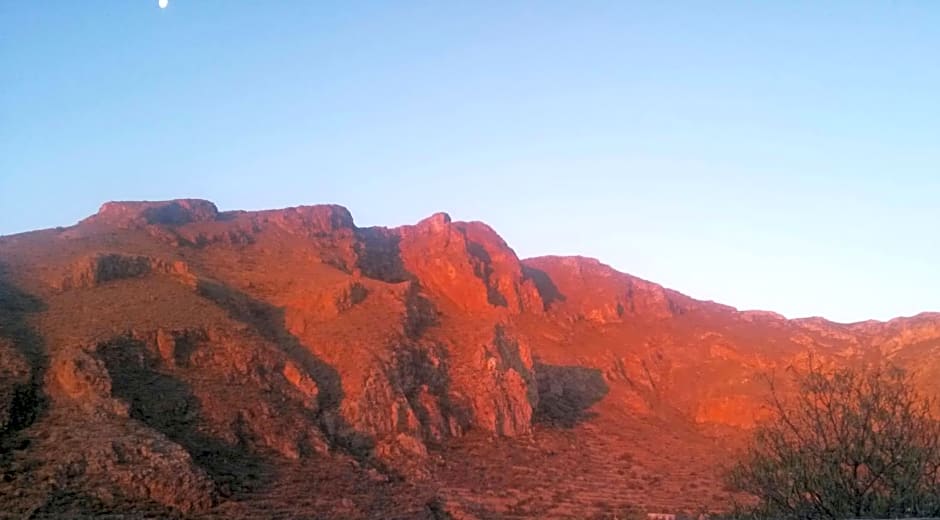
(2, 198), (940, 517)
(455, 221), (544, 314)
(382, 213), (543, 315)
(394, 212), (495, 312)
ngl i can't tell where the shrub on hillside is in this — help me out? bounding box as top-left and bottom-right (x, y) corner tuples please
(727, 361), (940, 519)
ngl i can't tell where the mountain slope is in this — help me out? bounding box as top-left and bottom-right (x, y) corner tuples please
(1, 199), (938, 518)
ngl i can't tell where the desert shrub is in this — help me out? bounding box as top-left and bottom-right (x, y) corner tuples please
(727, 361), (940, 519)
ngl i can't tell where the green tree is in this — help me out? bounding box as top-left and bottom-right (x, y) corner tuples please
(728, 361), (940, 519)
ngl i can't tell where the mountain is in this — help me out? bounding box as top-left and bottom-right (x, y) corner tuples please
(1, 199), (938, 519)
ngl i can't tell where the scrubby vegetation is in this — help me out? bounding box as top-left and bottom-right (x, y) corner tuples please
(728, 362), (940, 519)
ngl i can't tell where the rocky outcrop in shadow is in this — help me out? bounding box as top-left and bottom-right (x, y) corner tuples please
(97, 337), (269, 495)
(54, 254), (195, 290)
(534, 362), (609, 427)
(466, 241), (508, 307)
(194, 279), (380, 463)
(44, 345), (217, 513)
(355, 227), (411, 283)
(0, 264), (47, 444)
(386, 343), (465, 444)
(521, 265), (566, 310)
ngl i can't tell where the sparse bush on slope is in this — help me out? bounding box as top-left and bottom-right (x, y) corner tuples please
(728, 361), (940, 519)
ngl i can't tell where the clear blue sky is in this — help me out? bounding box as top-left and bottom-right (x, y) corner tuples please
(2, 1), (938, 323)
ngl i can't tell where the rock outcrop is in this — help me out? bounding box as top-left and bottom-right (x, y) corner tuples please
(366, 213), (544, 315)
(42, 344), (217, 512)
(53, 253), (195, 290)
(84, 199), (220, 227)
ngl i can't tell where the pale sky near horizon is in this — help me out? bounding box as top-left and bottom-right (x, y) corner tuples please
(2, 2), (939, 323)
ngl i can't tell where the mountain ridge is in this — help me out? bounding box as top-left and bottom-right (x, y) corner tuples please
(1, 198), (930, 322)
(2, 198), (939, 518)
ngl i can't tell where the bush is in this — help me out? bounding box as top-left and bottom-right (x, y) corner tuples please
(727, 361), (940, 519)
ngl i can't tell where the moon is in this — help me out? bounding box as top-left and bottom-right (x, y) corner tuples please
(158, 0), (168, 8)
